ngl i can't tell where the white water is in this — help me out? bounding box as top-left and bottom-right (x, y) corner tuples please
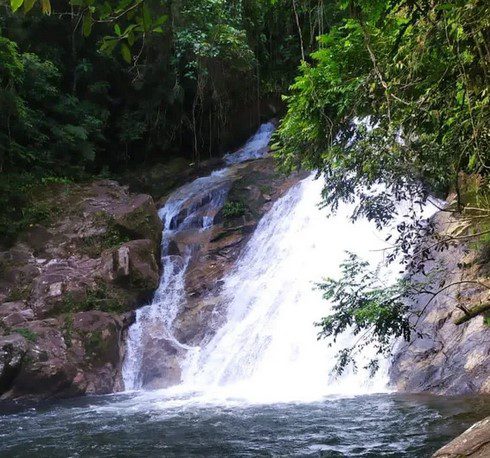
(123, 123), (438, 403)
(123, 124), (277, 390)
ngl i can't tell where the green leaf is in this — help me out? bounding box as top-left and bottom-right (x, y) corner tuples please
(23, 0), (36, 13)
(82, 14), (93, 37)
(40, 0), (51, 14)
(10, 0), (24, 13)
(114, 24), (121, 36)
(100, 37), (118, 55)
(142, 4), (151, 31)
(121, 42), (131, 63)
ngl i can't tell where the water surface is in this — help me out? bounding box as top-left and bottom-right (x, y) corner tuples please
(1, 392), (488, 457)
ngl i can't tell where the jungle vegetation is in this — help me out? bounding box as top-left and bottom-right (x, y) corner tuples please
(1, 0), (327, 241)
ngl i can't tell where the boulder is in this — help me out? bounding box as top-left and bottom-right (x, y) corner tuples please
(0, 334), (28, 393)
(101, 239), (160, 293)
(10, 320), (79, 398)
(0, 301), (34, 331)
(113, 194), (163, 247)
(432, 417), (490, 457)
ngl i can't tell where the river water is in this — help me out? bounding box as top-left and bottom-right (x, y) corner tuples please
(1, 392), (489, 456)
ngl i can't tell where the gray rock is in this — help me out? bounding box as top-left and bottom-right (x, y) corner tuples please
(0, 334), (28, 393)
(390, 212), (490, 395)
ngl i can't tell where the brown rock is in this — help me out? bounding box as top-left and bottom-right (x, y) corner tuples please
(101, 239), (159, 293)
(11, 320), (79, 398)
(113, 194), (163, 246)
(432, 417), (490, 457)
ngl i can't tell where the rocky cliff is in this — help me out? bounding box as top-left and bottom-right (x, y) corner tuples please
(390, 211), (490, 395)
(0, 180), (162, 400)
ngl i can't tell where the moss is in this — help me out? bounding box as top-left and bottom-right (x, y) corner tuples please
(6, 285), (32, 302)
(222, 200), (247, 219)
(260, 184), (273, 195)
(62, 314), (74, 348)
(79, 219), (132, 258)
(13, 327), (38, 342)
(84, 330), (104, 356)
(59, 282), (130, 315)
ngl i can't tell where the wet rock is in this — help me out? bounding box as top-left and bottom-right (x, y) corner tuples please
(173, 157), (307, 349)
(139, 337), (185, 389)
(432, 416), (490, 457)
(0, 334), (28, 393)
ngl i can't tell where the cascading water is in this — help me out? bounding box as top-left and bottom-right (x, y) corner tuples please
(178, 176), (391, 402)
(123, 121), (437, 402)
(123, 122), (276, 390)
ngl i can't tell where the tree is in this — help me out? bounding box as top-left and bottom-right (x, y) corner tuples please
(7, 0), (168, 63)
(274, 0), (490, 373)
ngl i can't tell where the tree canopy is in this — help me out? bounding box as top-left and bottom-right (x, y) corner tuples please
(275, 0), (490, 374)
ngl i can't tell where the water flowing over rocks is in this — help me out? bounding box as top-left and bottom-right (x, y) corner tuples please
(0, 180), (161, 400)
(1, 123), (488, 403)
(390, 211), (490, 395)
(123, 152), (307, 388)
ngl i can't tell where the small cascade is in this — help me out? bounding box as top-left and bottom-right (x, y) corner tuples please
(223, 122), (275, 164)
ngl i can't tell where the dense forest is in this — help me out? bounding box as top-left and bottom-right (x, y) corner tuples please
(273, 0), (489, 372)
(1, 0), (329, 242)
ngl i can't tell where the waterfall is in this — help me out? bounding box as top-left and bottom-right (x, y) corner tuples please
(123, 123), (276, 390)
(123, 123), (437, 402)
(177, 176), (399, 402)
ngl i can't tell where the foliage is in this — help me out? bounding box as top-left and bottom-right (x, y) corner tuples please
(79, 220), (132, 258)
(13, 327), (38, 342)
(0, 37), (106, 174)
(0, 0), (313, 245)
(8, 0), (168, 62)
(61, 282), (130, 314)
(316, 252), (415, 375)
(276, 0), (489, 219)
(275, 0), (490, 373)
(222, 200), (247, 219)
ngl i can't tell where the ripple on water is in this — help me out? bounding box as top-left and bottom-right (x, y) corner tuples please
(1, 392), (489, 457)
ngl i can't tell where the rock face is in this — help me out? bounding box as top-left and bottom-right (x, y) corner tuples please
(0, 180), (160, 400)
(390, 211), (490, 395)
(432, 416), (490, 457)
